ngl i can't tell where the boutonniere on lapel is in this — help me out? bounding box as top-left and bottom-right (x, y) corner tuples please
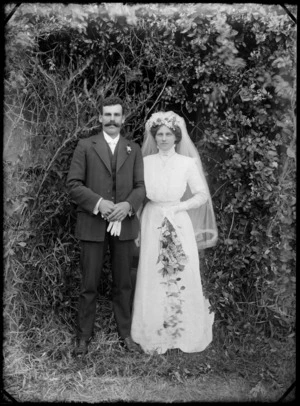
(126, 145), (132, 155)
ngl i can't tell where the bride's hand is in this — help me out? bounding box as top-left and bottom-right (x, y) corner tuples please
(162, 206), (178, 223)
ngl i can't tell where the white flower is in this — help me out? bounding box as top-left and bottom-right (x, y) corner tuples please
(146, 112), (181, 131)
(126, 145), (132, 154)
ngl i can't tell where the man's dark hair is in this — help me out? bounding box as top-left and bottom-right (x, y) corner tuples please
(100, 96), (125, 114)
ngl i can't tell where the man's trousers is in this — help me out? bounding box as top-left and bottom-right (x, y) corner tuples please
(77, 233), (135, 340)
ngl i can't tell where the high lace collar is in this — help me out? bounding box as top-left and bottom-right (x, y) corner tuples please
(157, 145), (176, 157)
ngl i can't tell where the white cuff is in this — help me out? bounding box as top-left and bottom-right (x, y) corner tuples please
(93, 197), (103, 215)
(127, 202), (133, 217)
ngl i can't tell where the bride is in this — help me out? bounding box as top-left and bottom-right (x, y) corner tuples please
(131, 111), (218, 354)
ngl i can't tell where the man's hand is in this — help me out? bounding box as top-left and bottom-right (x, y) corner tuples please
(107, 202), (131, 222)
(99, 199), (115, 219)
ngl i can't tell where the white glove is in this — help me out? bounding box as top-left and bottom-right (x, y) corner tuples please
(107, 221), (122, 236)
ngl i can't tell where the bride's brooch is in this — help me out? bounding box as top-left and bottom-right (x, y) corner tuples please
(126, 145), (132, 155)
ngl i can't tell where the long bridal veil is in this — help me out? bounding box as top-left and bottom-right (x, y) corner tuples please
(142, 111), (218, 250)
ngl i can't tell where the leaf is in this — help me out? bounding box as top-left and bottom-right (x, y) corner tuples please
(239, 88), (252, 101)
(173, 371), (184, 383)
(287, 147), (295, 159)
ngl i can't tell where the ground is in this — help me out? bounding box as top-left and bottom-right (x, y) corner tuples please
(3, 329), (296, 403)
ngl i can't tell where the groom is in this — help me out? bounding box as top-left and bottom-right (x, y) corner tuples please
(67, 96), (145, 356)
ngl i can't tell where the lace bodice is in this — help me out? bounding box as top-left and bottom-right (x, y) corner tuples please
(143, 152), (208, 208)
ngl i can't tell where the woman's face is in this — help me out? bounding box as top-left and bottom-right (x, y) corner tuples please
(155, 125), (176, 152)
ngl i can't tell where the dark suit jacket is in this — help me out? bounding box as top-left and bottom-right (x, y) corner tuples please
(67, 132), (146, 241)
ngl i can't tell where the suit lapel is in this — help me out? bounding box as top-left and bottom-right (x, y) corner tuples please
(116, 136), (129, 173)
(91, 133), (112, 174)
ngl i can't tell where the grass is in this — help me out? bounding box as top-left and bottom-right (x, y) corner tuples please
(3, 298), (296, 403)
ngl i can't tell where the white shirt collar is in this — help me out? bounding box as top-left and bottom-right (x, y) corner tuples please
(103, 131), (120, 145)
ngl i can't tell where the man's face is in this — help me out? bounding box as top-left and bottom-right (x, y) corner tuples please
(99, 104), (125, 138)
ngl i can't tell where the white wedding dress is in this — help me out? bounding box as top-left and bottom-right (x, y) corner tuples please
(131, 149), (214, 354)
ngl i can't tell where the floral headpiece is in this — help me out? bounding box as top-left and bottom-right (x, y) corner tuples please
(146, 111), (181, 132)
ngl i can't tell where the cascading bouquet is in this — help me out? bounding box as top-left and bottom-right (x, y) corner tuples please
(157, 217), (187, 277)
(157, 216), (188, 338)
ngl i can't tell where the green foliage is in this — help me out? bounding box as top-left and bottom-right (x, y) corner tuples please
(4, 3), (296, 349)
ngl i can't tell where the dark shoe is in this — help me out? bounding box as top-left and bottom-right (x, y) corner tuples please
(123, 336), (143, 353)
(73, 338), (89, 357)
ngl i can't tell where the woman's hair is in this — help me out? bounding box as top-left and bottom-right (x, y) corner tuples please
(100, 96), (125, 114)
(150, 124), (182, 144)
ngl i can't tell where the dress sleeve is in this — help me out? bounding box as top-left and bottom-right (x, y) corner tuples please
(177, 159), (208, 211)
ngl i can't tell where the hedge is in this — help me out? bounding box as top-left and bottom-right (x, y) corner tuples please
(4, 3), (296, 346)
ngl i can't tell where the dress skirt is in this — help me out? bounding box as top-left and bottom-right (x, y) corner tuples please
(131, 200), (214, 354)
